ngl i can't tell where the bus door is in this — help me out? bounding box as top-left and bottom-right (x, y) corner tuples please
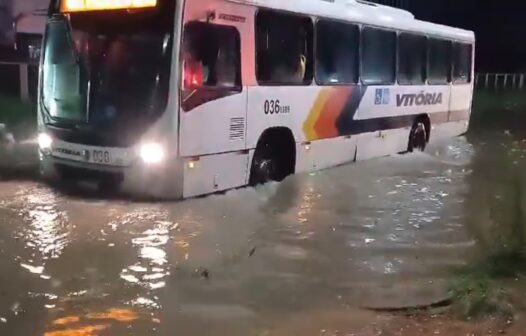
(179, 19), (246, 157)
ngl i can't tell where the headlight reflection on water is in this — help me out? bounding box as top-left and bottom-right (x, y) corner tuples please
(115, 208), (175, 313)
(17, 189), (70, 275)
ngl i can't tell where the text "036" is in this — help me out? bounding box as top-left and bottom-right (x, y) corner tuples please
(264, 100), (290, 115)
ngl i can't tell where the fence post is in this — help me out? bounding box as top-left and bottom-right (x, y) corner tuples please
(520, 74), (525, 90)
(19, 63), (29, 102)
(504, 74), (509, 90)
(485, 73), (489, 89)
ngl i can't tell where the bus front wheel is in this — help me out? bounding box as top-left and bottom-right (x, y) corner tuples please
(249, 128), (296, 186)
(250, 145), (277, 185)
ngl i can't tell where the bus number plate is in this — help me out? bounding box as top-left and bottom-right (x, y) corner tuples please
(92, 150), (111, 164)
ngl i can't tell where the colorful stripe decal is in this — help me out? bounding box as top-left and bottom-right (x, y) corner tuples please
(303, 86), (366, 141)
(303, 89), (329, 141)
(303, 87), (469, 140)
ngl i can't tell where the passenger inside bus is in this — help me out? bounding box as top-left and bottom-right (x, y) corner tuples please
(182, 38), (204, 88)
(182, 22), (239, 89)
(297, 54), (307, 82)
(256, 11), (312, 85)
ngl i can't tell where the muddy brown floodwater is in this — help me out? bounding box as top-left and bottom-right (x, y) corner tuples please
(0, 129), (525, 336)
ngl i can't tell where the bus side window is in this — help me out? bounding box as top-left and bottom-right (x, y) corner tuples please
(361, 27), (396, 85)
(315, 20), (359, 85)
(182, 22), (241, 89)
(453, 42), (472, 84)
(428, 38), (452, 85)
(398, 33), (427, 85)
(256, 9), (313, 85)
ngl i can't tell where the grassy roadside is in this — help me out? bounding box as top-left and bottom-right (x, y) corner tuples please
(471, 89), (526, 132)
(441, 177), (526, 327)
(448, 245), (525, 320)
(449, 90), (526, 321)
(0, 94), (36, 141)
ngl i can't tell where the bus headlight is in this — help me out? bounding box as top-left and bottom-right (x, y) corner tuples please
(140, 142), (165, 164)
(38, 133), (53, 150)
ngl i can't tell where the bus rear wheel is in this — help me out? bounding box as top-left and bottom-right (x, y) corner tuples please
(408, 118), (430, 152)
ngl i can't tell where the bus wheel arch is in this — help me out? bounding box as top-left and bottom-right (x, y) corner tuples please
(408, 114), (431, 152)
(249, 127), (296, 186)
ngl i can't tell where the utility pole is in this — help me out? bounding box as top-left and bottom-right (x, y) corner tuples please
(0, 0), (14, 46)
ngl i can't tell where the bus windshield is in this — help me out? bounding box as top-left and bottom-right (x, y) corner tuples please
(41, 3), (174, 145)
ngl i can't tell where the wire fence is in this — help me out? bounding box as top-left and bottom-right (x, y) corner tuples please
(475, 73), (526, 91)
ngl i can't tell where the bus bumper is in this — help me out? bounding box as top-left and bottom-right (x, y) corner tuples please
(39, 153), (184, 199)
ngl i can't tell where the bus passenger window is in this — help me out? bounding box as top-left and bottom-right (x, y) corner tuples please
(428, 38), (452, 85)
(361, 27), (396, 85)
(453, 42), (472, 84)
(256, 10), (313, 85)
(398, 33), (427, 85)
(182, 22), (241, 89)
(315, 20), (359, 85)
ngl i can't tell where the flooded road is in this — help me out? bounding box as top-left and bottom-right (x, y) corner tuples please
(0, 129), (522, 335)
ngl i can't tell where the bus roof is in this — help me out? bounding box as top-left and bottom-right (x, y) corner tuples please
(227, 0), (475, 43)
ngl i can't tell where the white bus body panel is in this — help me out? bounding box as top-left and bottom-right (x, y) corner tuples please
(295, 136), (357, 174)
(180, 92), (247, 157)
(355, 85), (451, 120)
(177, 0), (475, 199)
(450, 84), (474, 117)
(246, 87), (322, 146)
(355, 129), (409, 161)
(182, 152), (249, 198)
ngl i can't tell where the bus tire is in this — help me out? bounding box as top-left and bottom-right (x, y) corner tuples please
(249, 128), (296, 186)
(98, 175), (122, 195)
(408, 116), (430, 152)
(39, 157), (59, 183)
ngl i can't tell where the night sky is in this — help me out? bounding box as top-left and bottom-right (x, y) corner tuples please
(373, 0), (526, 73)
(406, 0), (526, 73)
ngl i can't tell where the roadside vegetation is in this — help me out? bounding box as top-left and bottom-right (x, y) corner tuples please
(448, 89), (526, 320)
(448, 191), (526, 320)
(0, 94), (36, 141)
(471, 89), (526, 131)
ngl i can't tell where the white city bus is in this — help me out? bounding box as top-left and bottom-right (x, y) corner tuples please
(37, 0), (475, 198)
